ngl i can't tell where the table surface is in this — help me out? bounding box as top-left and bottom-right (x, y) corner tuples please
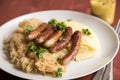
(0, 0), (120, 80)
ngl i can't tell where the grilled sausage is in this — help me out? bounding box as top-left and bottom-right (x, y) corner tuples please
(44, 30), (63, 48)
(50, 27), (73, 53)
(27, 23), (48, 40)
(62, 30), (81, 64)
(36, 25), (55, 43)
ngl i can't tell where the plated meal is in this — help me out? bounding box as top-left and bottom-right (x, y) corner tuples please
(0, 10), (119, 79)
(3, 18), (100, 77)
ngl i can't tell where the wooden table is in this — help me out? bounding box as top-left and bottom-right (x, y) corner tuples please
(0, 0), (120, 80)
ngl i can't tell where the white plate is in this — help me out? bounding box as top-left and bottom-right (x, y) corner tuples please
(0, 10), (119, 80)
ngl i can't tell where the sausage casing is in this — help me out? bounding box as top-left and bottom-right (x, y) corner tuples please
(27, 23), (48, 40)
(50, 27), (72, 53)
(36, 25), (55, 43)
(44, 30), (63, 47)
(63, 30), (81, 64)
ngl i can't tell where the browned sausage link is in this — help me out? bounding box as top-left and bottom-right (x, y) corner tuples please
(63, 30), (81, 64)
(36, 25), (55, 43)
(27, 23), (48, 40)
(44, 30), (63, 48)
(50, 27), (73, 53)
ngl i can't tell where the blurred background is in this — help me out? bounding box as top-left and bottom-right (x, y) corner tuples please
(0, 0), (120, 26)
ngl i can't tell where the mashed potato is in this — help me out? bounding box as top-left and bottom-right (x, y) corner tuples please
(64, 21), (100, 61)
(3, 18), (100, 77)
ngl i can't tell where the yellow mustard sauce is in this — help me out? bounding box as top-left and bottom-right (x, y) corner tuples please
(90, 0), (116, 24)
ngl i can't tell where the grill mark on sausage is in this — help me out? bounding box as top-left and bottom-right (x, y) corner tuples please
(50, 27), (73, 53)
(36, 25), (55, 43)
(27, 23), (48, 40)
(44, 30), (63, 48)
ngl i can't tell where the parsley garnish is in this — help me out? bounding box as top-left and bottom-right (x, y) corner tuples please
(37, 47), (47, 58)
(56, 22), (67, 30)
(48, 19), (67, 31)
(48, 18), (57, 25)
(24, 25), (33, 34)
(29, 43), (37, 52)
(57, 57), (62, 63)
(29, 43), (47, 58)
(55, 68), (63, 77)
(82, 28), (91, 35)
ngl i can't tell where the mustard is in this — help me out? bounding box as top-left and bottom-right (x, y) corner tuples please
(90, 0), (116, 24)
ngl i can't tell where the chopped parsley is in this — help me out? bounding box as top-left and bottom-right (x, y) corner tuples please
(57, 57), (62, 63)
(29, 43), (47, 58)
(55, 68), (63, 77)
(24, 25), (33, 34)
(56, 22), (67, 31)
(48, 19), (67, 31)
(37, 47), (47, 58)
(29, 43), (37, 52)
(82, 28), (91, 35)
(48, 18), (57, 25)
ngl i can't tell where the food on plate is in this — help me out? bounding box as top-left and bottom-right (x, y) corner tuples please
(36, 25), (55, 43)
(44, 30), (63, 48)
(3, 18), (100, 77)
(63, 30), (81, 64)
(50, 27), (73, 53)
(16, 18), (42, 33)
(27, 23), (48, 40)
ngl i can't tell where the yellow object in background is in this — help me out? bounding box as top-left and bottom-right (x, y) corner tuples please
(90, 0), (116, 24)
